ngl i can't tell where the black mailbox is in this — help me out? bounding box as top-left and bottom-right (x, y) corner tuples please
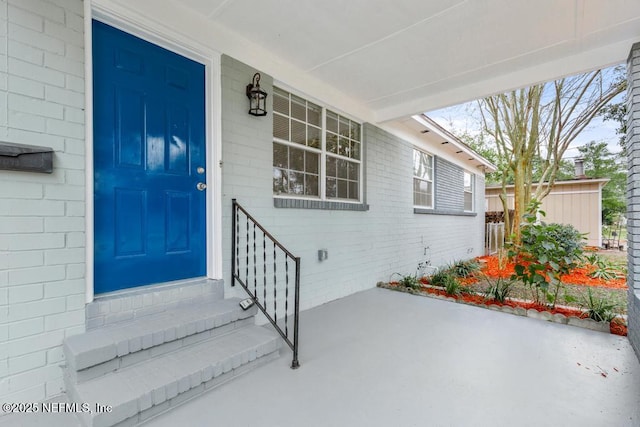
(0, 141), (53, 173)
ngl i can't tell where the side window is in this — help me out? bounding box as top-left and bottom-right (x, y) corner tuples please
(464, 171), (474, 212)
(413, 149), (433, 208)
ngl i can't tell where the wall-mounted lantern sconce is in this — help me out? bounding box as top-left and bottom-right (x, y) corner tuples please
(246, 72), (267, 116)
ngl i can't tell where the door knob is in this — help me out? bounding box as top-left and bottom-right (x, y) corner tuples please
(196, 182), (207, 191)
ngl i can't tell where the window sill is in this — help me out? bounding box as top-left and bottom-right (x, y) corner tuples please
(414, 208), (477, 217)
(274, 198), (369, 211)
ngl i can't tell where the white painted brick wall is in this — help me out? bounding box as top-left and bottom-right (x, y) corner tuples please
(221, 55), (486, 312)
(627, 42), (640, 360)
(0, 0), (85, 403)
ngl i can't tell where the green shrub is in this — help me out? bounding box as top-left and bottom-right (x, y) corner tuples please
(399, 274), (420, 290)
(509, 202), (585, 307)
(483, 276), (513, 303)
(451, 259), (481, 278)
(390, 272), (420, 290)
(443, 274), (461, 296)
(580, 288), (618, 322)
(585, 254), (623, 280)
(430, 269), (453, 287)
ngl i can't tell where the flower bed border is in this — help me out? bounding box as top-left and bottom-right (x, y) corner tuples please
(378, 282), (627, 336)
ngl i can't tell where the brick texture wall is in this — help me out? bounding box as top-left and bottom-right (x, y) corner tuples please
(627, 42), (640, 360)
(0, 0), (85, 402)
(220, 55), (487, 311)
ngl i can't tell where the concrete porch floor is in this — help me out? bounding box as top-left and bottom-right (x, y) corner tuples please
(145, 288), (640, 427)
(3, 287), (639, 427)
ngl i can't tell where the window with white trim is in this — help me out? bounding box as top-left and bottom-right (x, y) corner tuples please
(464, 171), (474, 211)
(273, 87), (362, 202)
(413, 149), (433, 208)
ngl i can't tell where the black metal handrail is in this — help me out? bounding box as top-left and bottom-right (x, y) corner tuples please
(231, 199), (301, 369)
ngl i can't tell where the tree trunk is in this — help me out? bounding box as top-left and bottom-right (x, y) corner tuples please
(511, 157), (527, 244)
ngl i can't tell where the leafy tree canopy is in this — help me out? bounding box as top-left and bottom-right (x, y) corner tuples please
(477, 66), (626, 243)
(576, 141), (626, 224)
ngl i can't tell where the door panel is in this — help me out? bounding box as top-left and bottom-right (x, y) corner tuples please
(93, 21), (207, 294)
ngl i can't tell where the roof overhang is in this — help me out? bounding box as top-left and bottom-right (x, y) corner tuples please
(407, 114), (497, 172)
(486, 178), (610, 190)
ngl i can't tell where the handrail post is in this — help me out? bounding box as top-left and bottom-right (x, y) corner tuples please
(291, 256), (301, 369)
(231, 199), (236, 287)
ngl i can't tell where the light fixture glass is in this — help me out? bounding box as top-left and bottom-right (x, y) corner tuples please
(246, 72), (268, 116)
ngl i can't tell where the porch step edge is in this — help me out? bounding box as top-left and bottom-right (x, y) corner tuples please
(70, 325), (281, 427)
(64, 297), (257, 372)
(86, 279), (224, 330)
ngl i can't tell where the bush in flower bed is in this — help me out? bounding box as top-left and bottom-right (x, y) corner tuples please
(508, 206), (585, 308)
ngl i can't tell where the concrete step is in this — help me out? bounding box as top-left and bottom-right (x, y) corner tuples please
(68, 325), (281, 427)
(63, 298), (258, 383)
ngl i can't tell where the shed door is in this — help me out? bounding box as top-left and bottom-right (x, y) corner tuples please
(93, 21), (207, 294)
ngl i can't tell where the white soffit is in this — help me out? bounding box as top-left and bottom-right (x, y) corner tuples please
(167, 0), (639, 122)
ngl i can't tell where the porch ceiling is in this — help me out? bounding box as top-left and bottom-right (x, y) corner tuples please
(174, 0), (640, 122)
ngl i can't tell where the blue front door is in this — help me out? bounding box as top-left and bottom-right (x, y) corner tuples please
(93, 21), (207, 294)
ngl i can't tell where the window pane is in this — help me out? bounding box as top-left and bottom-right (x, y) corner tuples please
(347, 162), (359, 180)
(339, 137), (349, 156)
(326, 133), (338, 154)
(464, 172), (473, 210)
(273, 114), (289, 140)
(339, 117), (349, 137)
(308, 102), (321, 126)
(337, 180), (348, 198)
(421, 180), (433, 199)
(291, 95), (306, 121)
(326, 177), (337, 198)
(273, 143), (288, 168)
(413, 178), (433, 208)
(290, 146), (305, 172)
(464, 192), (473, 211)
(305, 174), (319, 196)
(288, 171), (304, 194)
(273, 168), (286, 194)
(350, 122), (361, 140)
(348, 181), (359, 200)
(413, 149), (432, 180)
(306, 151), (319, 174)
(337, 159), (348, 179)
(351, 142), (361, 160)
(291, 120), (306, 145)
(273, 90), (289, 115)
(307, 125), (321, 148)
(326, 111), (338, 133)
(326, 156), (337, 178)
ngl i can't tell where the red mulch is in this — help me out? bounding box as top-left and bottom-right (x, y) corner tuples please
(385, 282), (627, 336)
(610, 319), (628, 336)
(421, 286), (585, 317)
(477, 255), (627, 290)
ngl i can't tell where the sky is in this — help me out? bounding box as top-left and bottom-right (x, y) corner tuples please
(426, 78), (625, 160)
